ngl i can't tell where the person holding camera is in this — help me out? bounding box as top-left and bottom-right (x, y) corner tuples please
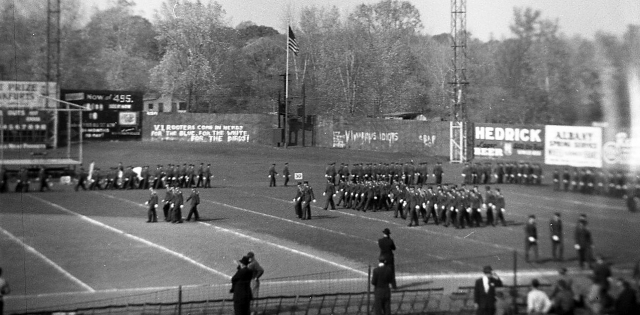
(474, 265), (503, 315)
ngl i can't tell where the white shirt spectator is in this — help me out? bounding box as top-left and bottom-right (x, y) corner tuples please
(527, 287), (552, 314)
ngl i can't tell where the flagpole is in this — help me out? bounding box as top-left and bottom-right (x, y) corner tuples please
(284, 25), (290, 149)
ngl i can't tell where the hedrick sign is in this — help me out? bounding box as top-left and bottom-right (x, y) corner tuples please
(473, 124), (544, 161)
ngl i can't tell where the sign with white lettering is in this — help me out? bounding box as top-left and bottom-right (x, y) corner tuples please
(0, 81), (58, 149)
(544, 125), (602, 167)
(150, 124), (252, 142)
(61, 89), (143, 140)
(473, 124), (544, 161)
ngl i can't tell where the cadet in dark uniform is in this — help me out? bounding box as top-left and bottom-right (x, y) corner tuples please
(171, 186), (184, 223)
(378, 228), (397, 289)
(433, 162), (444, 184)
(74, 167), (87, 192)
(38, 166), (50, 192)
(293, 182), (304, 218)
(550, 212), (563, 261)
(322, 178), (336, 210)
(301, 181), (316, 219)
(162, 186), (173, 221)
(145, 188), (159, 222)
(484, 186), (495, 226)
(0, 166), (7, 193)
(282, 163), (291, 187)
(203, 164), (212, 188)
(268, 163), (277, 187)
(574, 215), (593, 269)
(185, 188), (200, 221)
(493, 189), (507, 226)
(195, 163), (204, 188)
(524, 215), (539, 263)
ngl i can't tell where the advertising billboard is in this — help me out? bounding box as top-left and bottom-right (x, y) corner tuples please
(61, 90), (143, 140)
(544, 125), (603, 168)
(473, 124), (544, 161)
(602, 131), (639, 167)
(0, 81), (58, 149)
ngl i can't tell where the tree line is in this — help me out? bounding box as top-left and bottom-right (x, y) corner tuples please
(1, 0), (638, 126)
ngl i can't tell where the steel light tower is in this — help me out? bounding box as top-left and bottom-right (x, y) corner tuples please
(449, 0), (468, 163)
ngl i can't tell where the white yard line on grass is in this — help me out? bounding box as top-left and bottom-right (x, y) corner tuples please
(27, 194), (231, 279)
(93, 191), (368, 276)
(0, 226), (95, 293)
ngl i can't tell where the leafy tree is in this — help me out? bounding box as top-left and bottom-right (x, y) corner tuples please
(150, 0), (233, 112)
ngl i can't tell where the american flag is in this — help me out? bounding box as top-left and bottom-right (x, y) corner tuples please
(288, 27), (299, 55)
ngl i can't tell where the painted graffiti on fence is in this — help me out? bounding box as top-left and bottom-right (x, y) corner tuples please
(332, 130), (400, 147)
(418, 134), (436, 147)
(150, 124), (250, 142)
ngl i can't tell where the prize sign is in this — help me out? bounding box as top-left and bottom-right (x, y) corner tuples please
(61, 90), (143, 140)
(0, 81), (57, 149)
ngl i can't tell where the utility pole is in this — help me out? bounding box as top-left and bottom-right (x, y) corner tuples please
(47, 0), (61, 149)
(449, 0), (468, 163)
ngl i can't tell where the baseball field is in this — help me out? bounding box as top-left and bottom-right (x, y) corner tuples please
(1, 141), (638, 313)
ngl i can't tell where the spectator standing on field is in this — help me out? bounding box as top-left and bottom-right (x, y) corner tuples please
(474, 265), (503, 315)
(230, 256), (253, 315)
(246, 252), (264, 300)
(0, 267), (10, 315)
(378, 228), (397, 289)
(371, 256), (394, 315)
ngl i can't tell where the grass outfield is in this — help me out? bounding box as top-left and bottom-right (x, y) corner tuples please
(1, 141), (638, 313)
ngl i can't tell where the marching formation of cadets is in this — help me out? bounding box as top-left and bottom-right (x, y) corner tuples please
(313, 161), (507, 228)
(73, 162), (215, 191)
(461, 161), (544, 185)
(552, 167), (640, 199)
(144, 185), (201, 224)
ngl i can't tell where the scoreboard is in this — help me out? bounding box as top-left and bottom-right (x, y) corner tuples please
(61, 90), (143, 140)
(0, 81), (57, 149)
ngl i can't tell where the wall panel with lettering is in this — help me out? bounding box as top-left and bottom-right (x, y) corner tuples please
(0, 81), (57, 149)
(61, 90), (143, 140)
(473, 123), (545, 161)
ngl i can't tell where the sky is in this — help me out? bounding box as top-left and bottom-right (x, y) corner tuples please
(80, 0), (640, 41)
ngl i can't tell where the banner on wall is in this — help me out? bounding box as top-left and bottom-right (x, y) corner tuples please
(544, 125), (602, 168)
(149, 124), (251, 143)
(473, 124), (544, 161)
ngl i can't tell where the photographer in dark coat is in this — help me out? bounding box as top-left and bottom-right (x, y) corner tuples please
(372, 256), (394, 315)
(474, 265), (503, 315)
(231, 256), (253, 315)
